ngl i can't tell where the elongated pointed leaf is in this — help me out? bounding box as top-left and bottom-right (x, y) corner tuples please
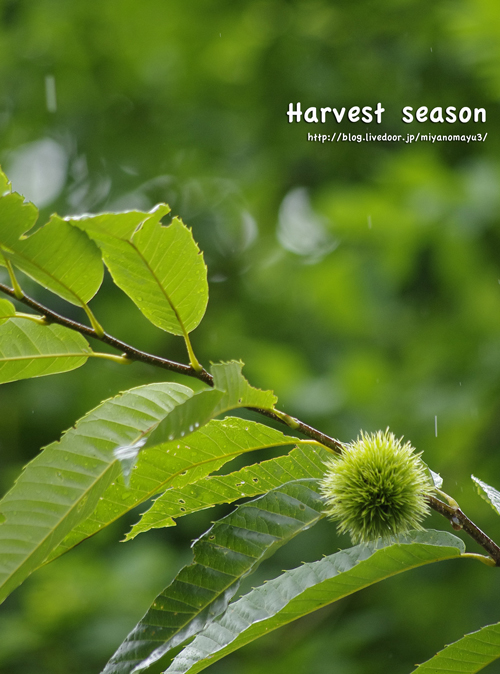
(144, 361), (278, 449)
(0, 382), (193, 604)
(472, 475), (500, 517)
(166, 531), (465, 674)
(0, 299), (15, 325)
(49, 418), (315, 561)
(412, 622), (500, 673)
(103, 480), (325, 674)
(126, 444), (330, 540)
(1, 214), (104, 305)
(69, 206), (208, 335)
(0, 318), (93, 383)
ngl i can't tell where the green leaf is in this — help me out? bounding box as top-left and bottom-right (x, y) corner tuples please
(0, 299), (15, 325)
(0, 213), (104, 306)
(142, 387), (225, 447)
(144, 361), (278, 449)
(166, 531), (466, 674)
(472, 475), (500, 517)
(211, 360), (278, 412)
(49, 418), (316, 561)
(125, 444), (330, 540)
(0, 318), (93, 384)
(412, 622), (500, 673)
(0, 382), (193, 604)
(102, 480), (326, 674)
(68, 206), (208, 336)
(0, 167), (9, 195)
(0, 190), (38, 249)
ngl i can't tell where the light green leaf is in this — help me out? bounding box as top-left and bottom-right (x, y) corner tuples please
(0, 167), (9, 195)
(0, 299), (15, 325)
(0, 382), (193, 604)
(0, 190), (38, 248)
(125, 444), (329, 540)
(49, 418), (316, 561)
(0, 213), (104, 306)
(211, 360), (278, 412)
(68, 206), (208, 336)
(142, 387), (225, 447)
(166, 531), (466, 674)
(0, 318), (93, 384)
(144, 361), (278, 449)
(472, 475), (500, 517)
(103, 480), (326, 674)
(413, 622), (500, 673)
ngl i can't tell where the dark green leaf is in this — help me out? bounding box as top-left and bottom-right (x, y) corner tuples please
(103, 480), (325, 674)
(413, 621), (500, 673)
(166, 531), (466, 674)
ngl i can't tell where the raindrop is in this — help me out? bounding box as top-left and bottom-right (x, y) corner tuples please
(189, 425), (194, 432)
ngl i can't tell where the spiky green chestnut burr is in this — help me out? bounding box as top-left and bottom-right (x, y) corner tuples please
(319, 429), (435, 544)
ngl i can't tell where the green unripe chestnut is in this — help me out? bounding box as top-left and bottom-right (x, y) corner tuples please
(319, 429), (435, 544)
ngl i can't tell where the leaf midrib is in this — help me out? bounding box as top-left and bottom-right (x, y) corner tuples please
(126, 238), (189, 338)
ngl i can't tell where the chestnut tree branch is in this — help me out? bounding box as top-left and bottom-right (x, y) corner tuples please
(2, 282), (498, 562)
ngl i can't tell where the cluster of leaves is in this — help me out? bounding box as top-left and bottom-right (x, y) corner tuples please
(1, 167), (500, 673)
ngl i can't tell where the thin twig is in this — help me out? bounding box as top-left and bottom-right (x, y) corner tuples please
(0, 283), (344, 451)
(427, 494), (500, 566)
(0, 282), (213, 385)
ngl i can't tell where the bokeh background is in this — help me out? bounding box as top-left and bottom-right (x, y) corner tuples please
(1, 0), (500, 672)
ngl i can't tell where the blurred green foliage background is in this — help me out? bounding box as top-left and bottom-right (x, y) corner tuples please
(1, 0), (500, 672)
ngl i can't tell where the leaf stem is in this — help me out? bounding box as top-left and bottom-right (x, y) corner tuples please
(4, 259), (24, 299)
(14, 312), (49, 325)
(183, 330), (203, 373)
(90, 352), (133, 365)
(83, 303), (104, 338)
